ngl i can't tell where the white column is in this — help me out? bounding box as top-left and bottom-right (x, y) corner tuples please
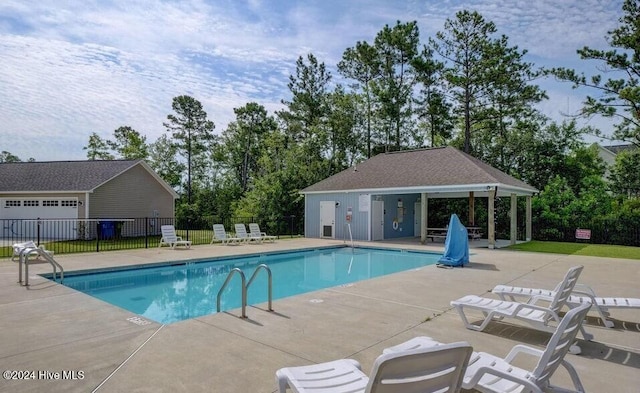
(468, 191), (475, 226)
(526, 195), (532, 241)
(488, 189), (495, 249)
(510, 193), (517, 245)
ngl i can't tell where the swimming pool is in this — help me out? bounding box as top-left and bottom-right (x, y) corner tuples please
(61, 247), (440, 324)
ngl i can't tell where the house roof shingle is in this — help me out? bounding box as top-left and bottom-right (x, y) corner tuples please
(602, 144), (637, 154)
(301, 147), (537, 195)
(0, 160), (144, 192)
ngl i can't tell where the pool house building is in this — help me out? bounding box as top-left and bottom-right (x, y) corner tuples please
(301, 147), (538, 249)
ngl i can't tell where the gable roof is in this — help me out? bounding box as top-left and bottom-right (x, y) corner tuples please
(601, 144), (637, 154)
(0, 159), (178, 197)
(301, 147), (537, 197)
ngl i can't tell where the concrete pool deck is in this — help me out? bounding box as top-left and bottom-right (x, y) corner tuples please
(1, 238), (638, 392)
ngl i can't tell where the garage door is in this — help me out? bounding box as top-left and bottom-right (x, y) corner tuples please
(1, 198), (79, 239)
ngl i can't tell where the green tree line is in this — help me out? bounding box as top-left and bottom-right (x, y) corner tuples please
(4, 2), (640, 243)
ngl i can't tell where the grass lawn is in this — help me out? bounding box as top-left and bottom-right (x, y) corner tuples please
(505, 241), (640, 260)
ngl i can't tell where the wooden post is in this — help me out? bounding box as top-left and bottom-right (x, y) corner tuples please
(420, 192), (428, 244)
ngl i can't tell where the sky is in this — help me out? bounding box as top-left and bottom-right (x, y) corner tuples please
(0, 0), (625, 162)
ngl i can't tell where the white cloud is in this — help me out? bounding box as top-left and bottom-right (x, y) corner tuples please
(0, 0), (627, 161)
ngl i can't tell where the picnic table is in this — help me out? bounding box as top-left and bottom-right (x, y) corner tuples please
(467, 227), (483, 240)
(426, 227), (483, 242)
(426, 228), (448, 242)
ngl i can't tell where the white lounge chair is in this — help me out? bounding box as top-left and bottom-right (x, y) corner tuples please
(492, 271), (640, 329)
(249, 223), (276, 243)
(275, 341), (473, 393)
(462, 302), (590, 393)
(12, 241), (54, 261)
(450, 265), (592, 353)
(234, 223), (256, 243)
(383, 304), (590, 393)
(382, 336), (445, 354)
(211, 224), (242, 245)
(158, 225), (192, 249)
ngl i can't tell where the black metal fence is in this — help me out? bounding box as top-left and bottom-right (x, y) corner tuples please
(4, 214), (637, 258)
(532, 217), (640, 247)
(0, 216), (304, 258)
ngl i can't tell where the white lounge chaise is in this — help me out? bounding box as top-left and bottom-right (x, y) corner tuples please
(249, 223), (276, 243)
(450, 265), (592, 353)
(383, 304), (590, 393)
(462, 303), (590, 393)
(234, 223), (256, 243)
(492, 269), (640, 328)
(211, 224), (242, 245)
(275, 341), (473, 393)
(158, 225), (192, 249)
(12, 241), (54, 261)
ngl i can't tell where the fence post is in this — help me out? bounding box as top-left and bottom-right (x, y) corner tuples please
(96, 221), (100, 252)
(37, 217), (41, 246)
(145, 217), (149, 249)
(290, 215), (295, 238)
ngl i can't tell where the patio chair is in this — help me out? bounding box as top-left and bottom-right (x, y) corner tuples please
(383, 304), (590, 393)
(492, 271), (640, 328)
(234, 223), (256, 243)
(158, 225), (191, 249)
(211, 224), (242, 245)
(450, 265), (593, 353)
(12, 241), (54, 261)
(275, 341), (473, 393)
(249, 223), (276, 243)
(462, 302), (590, 393)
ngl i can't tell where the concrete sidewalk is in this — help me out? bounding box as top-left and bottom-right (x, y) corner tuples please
(1, 239), (638, 392)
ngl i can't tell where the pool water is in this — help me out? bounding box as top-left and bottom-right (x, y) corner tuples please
(61, 247), (440, 324)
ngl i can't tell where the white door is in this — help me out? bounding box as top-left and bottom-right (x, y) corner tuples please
(371, 200), (384, 241)
(414, 202), (421, 237)
(319, 201), (336, 238)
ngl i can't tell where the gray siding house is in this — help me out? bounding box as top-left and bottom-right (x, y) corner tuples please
(595, 143), (638, 177)
(0, 160), (178, 239)
(301, 147), (538, 249)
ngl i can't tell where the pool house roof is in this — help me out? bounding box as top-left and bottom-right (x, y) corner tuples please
(301, 146), (537, 197)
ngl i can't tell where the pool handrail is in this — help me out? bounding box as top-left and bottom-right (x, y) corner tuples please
(216, 268), (247, 318)
(20, 247), (64, 287)
(343, 223), (354, 249)
(246, 264), (273, 312)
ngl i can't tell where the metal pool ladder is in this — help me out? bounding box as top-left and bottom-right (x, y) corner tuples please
(216, 264), (273, 318)
(19, 247), (64, 287)
(247, 264), (273, 312)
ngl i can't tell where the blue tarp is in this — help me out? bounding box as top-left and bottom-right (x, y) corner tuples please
(437, 214), (469, 267)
